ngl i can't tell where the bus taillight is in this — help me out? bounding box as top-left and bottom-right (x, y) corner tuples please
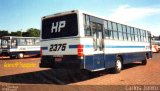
(77, 44), (83, 57)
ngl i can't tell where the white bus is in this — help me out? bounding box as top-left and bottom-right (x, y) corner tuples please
(40, 10), (152, 73)
(152, 36), (160, 52)
(0, 36), (40, 58)
(0, 39), (2, 54)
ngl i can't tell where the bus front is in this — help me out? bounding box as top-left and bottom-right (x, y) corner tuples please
(40, 10), (83, 69)
(0, 37), (10, 55)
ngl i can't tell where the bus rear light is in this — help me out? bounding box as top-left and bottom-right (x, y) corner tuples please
(77, 44), (84, 57)
(78, 49), (83, 53)
(78, 52), (84, 57)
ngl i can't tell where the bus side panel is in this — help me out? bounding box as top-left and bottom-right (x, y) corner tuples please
(84, 55), (94, 70)
(122, 52), (146, 64)
(8, 46), (40, 56)
(104, 54), (116, 68)
(93, 54), (105, 70)
(84, 54), (106, 71)
(8, 51), (40, 56)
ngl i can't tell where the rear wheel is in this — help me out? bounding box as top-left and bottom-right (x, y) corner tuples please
(17, 53), (24, 59)
(113, 57), (122, 73)
(142, 58), (147, 65)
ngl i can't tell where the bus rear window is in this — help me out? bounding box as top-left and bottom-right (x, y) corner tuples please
(42, 13), (78, 39)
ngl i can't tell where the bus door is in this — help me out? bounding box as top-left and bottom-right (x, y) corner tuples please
(91, 22), (105, 69)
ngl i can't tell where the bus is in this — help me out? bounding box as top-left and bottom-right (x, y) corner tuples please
(152, 36), (160, 52)
(0, 39), (2, 55)
(40, 10), (152, 73)
(0, 36), (40, 59)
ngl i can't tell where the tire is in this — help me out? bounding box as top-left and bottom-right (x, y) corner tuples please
(17, 53), (24, 59)
(142, 59), (147, 65)
(113, 57), (122, 73)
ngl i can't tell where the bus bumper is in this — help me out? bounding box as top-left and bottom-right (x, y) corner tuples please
(39, 55), (84, 69)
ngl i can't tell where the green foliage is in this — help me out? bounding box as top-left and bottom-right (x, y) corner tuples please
(22, 28), (40, 37)
(0, 30), (10, 37)
(10, 31), (22, 36)
(0, 28), (40, 37)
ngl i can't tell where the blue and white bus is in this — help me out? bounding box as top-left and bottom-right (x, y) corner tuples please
(40, 10), (152, 73)
(0, 36), (40, 59)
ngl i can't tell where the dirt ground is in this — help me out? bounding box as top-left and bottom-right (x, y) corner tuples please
(0, 53), (160, 91)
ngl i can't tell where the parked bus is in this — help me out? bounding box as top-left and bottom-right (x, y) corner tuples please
(0, 39), (2, 55)
(151, 43), (159, 53)
(152, 36), (160, 52)
(0, 36), (40, 58)
(40, 10), (152, 73)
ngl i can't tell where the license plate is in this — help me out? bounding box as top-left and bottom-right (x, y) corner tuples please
(55, 58), (62, 62)
(53, 55), (63, 57)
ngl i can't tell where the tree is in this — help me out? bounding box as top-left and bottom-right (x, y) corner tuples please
(0, 30), (10, 37)
(22, 28), (40, 37)
(10, 31), (22, 36)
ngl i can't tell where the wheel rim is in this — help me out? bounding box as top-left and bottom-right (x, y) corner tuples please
(19, 53), (23, 58)
(116, 59), (122, 71)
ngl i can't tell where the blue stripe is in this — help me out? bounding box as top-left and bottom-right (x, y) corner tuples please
(105, 46), (145, 48)
(69, 45), (77, 48)
(41, 47), (48, 50)
(43, 45), (144, 50)
(69, 45), (145, 49)
(84, 45), (93, 48)
(69, 45), (93, 49)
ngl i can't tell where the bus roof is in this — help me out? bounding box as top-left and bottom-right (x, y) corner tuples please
(42, 10), (151, 33)
(42, 10), (79, 20)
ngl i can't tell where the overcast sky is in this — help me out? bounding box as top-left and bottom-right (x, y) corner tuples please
(0, 0), (160, 35)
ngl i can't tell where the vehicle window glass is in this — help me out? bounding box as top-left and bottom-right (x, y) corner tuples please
(117, 24), (123, 32)
(11, 39), (17, 48)
(26, 39), (34, 45)
(35, 39), (40, 45)
(84, 15), (91, 36)
(18, 39), (26, 46)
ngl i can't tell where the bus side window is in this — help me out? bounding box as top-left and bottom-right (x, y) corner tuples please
(112, 22), (118, 40)
(146, 31), (148, 42)
(104, 20), (110, 39)
(117, 24), (123, 40)
(91, 22), (97, 50)
(143, 30), (146, 42)
(26, 39), (34, 46)
(97, 24), (103, 50)
(84, 14), (91, 36)
(11, 39), (17, 48)
(127, 26), (131, 41)
(131, 27), (135, 41)
(18, 39), (26, 46)
(134, 28), (138, 42)
(35, 39), (40, 45)
(138, 29), (141, 42)
(140, 29), (144, 42)
(122, 25), (127, 41)
(107, 21), (113, 39)
(148, 32), (151, 43)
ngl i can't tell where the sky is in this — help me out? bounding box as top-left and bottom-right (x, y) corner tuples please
(0, 0), (160, 35)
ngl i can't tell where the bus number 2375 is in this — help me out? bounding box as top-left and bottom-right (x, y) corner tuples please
(49, 43), (67, 51)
